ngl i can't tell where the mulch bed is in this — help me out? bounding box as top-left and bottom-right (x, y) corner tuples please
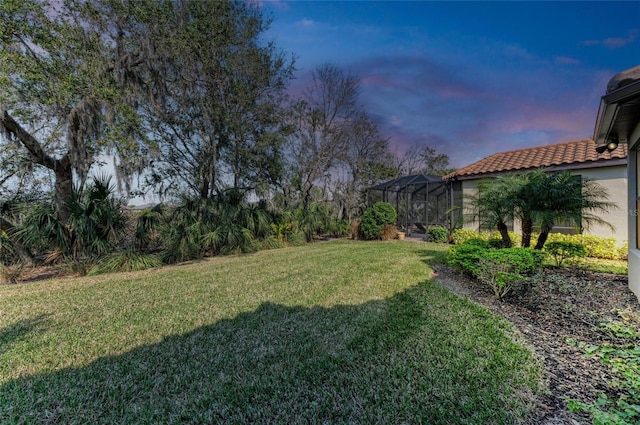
(432, 264), (639, 425)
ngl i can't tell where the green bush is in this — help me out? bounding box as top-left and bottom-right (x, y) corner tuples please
(448, 242), (487, 277)
(544, 241), (587, 266)
(426, 226), (448, 243)
(451, 228), (481, 245)
(449, 241), (543, 298)
(287, 230), (308, 246)
(542, 233), (624, 260)
(452, 228), (627, 260)
(464, 238), (491, 249)
(451, 228), (521, 246)
(476, 248), (543, 299)
(486, 248), (543, 275)
(488, 237), (505, 248)
(329, 220), (352, 238)
(88, 250), (162, 275)
(260, 235), (287, 250)
(360, 202), (397, 240)
(476, 258), (523, 300)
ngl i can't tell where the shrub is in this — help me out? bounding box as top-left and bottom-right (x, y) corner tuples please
(381, 224), (398, 241)
(326, 220), (351, 237)
(619, 240), (629, 261)
(426, 226), (448, 243)
(451, 228), (521, 246)
(448, 242), (487, 277)
(452, 228), (627, 260)
(88, 250), (162, 275)
(476, 258), (523, 300)
(451, 228), (481, 245)
(464, 238), (491, 249)
(360, 202), (397, 240)
(287, 230), (308, 246)
(486, 248), (543, 275)
(543, 233), (625, 260)
(476, 248), (543, 299)
(260, 235), (286, 250)
(270, 222), (295, 242)
(488, 237), (505, 249)
(544, 241), (587, 266)
(448, 241), (543, 297)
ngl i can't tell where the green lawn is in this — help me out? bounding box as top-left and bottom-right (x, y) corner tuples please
(0, 240), (541, 424)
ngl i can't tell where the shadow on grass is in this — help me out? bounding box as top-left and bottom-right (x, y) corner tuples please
(417, 245), (450, 269)
(0, 314), (50, 355)
(0, 285), (536, 424)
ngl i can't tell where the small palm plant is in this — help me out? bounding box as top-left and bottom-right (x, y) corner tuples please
(18, 175), (127, 273)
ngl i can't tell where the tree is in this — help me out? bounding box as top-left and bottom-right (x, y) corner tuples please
(330, 112), (396, 220)
(0, 0), (152, 222)
(284, 64), (362, 211)
(464, 176), (522, 248)
(396, 145), (454, 176)
(529, 170), (615, 250)
(140, 0), (294, 200)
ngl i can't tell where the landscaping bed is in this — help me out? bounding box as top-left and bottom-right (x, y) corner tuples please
(433, 264), (639, 424)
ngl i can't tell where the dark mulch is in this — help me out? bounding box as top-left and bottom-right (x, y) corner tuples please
(433, 264), (639, 425)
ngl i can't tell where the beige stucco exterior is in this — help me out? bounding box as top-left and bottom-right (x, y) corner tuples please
(579, 165), (628, 245)
(628, 129), (640, 298)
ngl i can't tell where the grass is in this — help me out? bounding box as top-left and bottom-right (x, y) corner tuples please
(0, 240), (541, 424)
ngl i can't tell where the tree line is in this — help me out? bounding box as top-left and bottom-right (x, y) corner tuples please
(0, 0), (451, 273)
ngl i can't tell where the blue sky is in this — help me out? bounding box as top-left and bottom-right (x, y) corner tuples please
(261, 1), (640, 168)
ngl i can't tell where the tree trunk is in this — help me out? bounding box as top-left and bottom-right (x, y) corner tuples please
(54, 155), (73, 223)
(521, 217), (533, 248)
(535, 227), (551, 250)
(496, 221), (512, 248)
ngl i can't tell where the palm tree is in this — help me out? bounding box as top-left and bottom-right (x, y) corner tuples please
(530, 171), (615, 250)
(465, 175), (524, 248)
(466, 169), (615, 250)
(513, 170), (544, 248)
(201, 190), (270, 255)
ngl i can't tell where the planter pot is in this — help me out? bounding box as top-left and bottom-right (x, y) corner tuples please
(397, 232), (405, 240)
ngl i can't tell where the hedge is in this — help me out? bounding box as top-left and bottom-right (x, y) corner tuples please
(451, 228), (626, 260)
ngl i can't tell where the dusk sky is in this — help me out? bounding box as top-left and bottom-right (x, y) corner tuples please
(262, 1), (640, 168)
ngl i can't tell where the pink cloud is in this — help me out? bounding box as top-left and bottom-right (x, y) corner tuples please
(555, 56), (580, 65)
(435, 86), (479, 99)
(583, 30), (638, 48)
(491, 106), (594, 139)
(360, 74), (398, 89)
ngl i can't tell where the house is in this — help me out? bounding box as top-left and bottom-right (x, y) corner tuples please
(443, 139), (629, 245)
(593, 65), (640, 299)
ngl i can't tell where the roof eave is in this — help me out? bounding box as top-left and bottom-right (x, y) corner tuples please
(593, 78), (640, 145)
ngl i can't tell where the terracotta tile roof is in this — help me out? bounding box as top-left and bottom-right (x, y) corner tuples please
(444, 139), (628, 180)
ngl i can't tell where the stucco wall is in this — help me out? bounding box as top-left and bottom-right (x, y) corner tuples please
(629, 138), (639, 301)
(577, 165), (628, 245)
(460, 180), (480, 231)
